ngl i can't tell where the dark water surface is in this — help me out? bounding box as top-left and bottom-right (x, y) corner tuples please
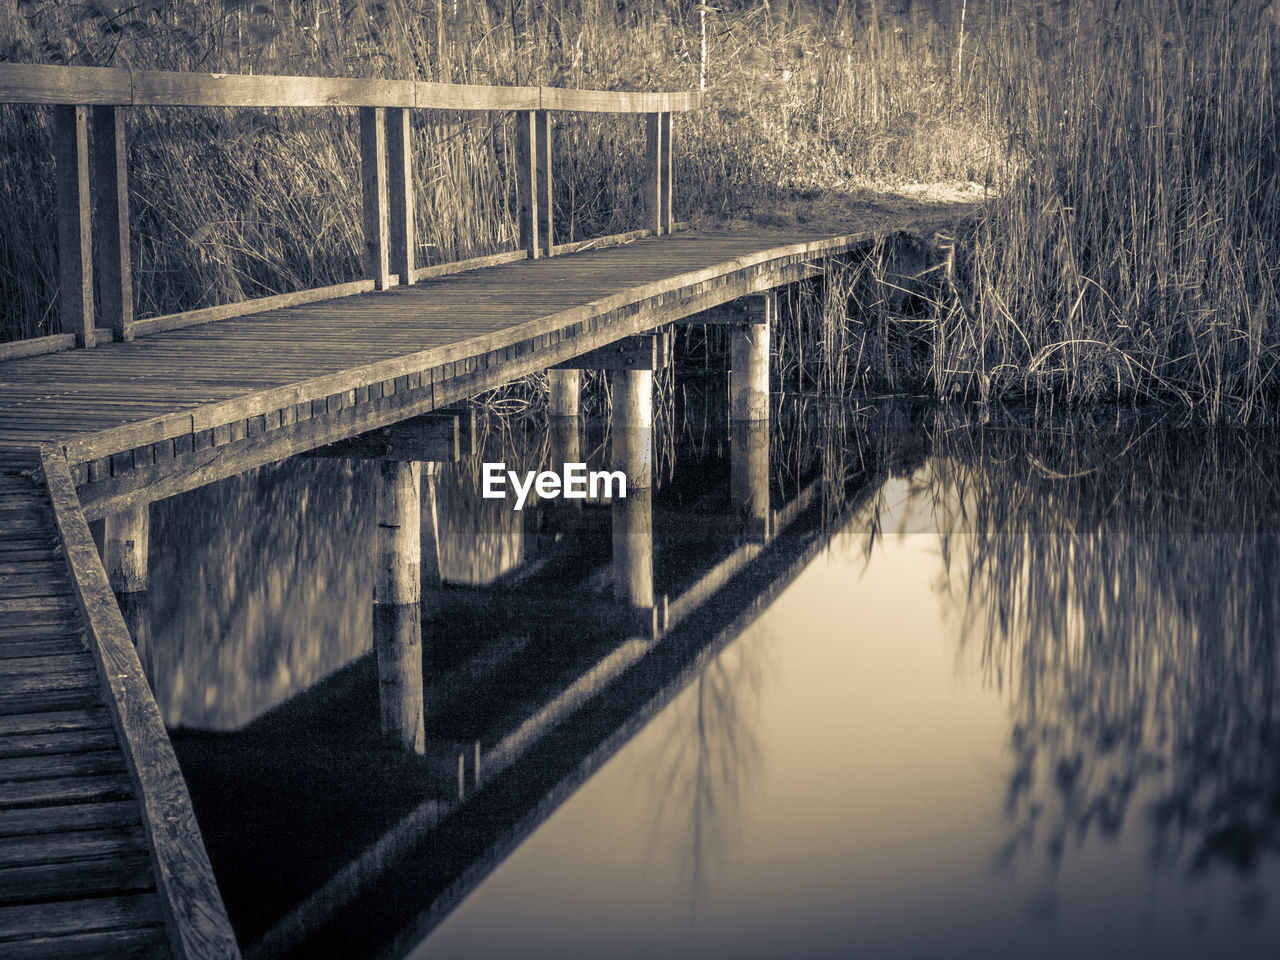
(136, 387), (1280, 960)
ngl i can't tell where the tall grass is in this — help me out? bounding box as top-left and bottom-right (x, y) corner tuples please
(934, 0), (1280, 420)
(0, 0), (995, 342)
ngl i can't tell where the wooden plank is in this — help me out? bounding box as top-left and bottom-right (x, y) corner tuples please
(0, 893), (163, 942)
(514, 110), (539, 259)
(92, 106), (134, 342)
(360, 107), (391, 291)
(414, 80), (539, 111)
(411, 250), (526, 282)
(554, 331), (670, 371)
(0, 63), (131, 105)
(0, 336), (76, 362)
(304, 412), (459, 463)
(39, 446), (241, 960)
(536, 110), (553, 255)
(551, 229), (652, 257)
(0, 709), (110, 739)
(538, 86), (701, 113)
(0, 826), (145, 868)
(0, 774), (131, 808)
(54, 105), (94, 349)
(0, 926), (166, 959)
(386, 107), (415, 285)
(132, 70), (415, 108)
(660, 111), (674, 232)
(0, 799), (138, 838)
(0, 727), (116, 759)
(644, 112), (663, 236)
(0, 852), (155, 906)
(128, 279), (378, 338)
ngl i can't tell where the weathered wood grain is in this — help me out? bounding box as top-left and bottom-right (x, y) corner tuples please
(92, 106), (134, 341)
(386, 107), (415, 285)
(39, 447), (241, 960)
(515, 110), (540, 259)
(360, 107), (391, 291)
(54, 105), (94, 349)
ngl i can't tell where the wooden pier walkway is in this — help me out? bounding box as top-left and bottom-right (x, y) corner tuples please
(0, 60), (932, 955)
(0, 449), (169, 958)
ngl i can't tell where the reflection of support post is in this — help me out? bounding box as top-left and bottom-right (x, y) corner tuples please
(104, 503), (148, 593)
(374, 461), (424, 753)
(729, 293), (771, 540)
(611, 368), (654, 617)
(116, 591), (154, 691)
(373, 603), (424, 755)
(730, 292), (772, 422)
(420, 462), (442, 588)
(547, 368), (580, 418)
(731, 420), (771, 543)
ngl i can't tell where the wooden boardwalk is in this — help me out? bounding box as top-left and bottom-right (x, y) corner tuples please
(0, 229), (892, 519)
(0, 448), (170, 958)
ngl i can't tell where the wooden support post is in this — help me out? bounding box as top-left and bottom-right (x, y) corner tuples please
(535, 110), (553, 256)
(731, 419), (771, 543)
(92, 105), (133, 341)
(376, 461), (421, 605)
(54, 104), (94, 347)
(375, 461), (424, 753)
(660, 111), (674, 233)
(731, 292), (773, 421)
(610, 368), (653, 484)
(386, 107), (415, 285)
(547, 368), (580, 418)
(360, 106), (391, 290)
(645, 111), (664, 236)
(103, 503), (149, 594)
(515, 110), (540, 259)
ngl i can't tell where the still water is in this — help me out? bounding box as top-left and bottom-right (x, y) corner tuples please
(134, 386), (1280, 960)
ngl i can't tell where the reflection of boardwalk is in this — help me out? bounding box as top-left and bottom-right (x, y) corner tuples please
(0, 449), (236, 958)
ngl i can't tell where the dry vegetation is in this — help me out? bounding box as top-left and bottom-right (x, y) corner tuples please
(1, 1), (1278, 421)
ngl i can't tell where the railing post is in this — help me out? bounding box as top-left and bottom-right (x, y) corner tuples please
(360, 106), (392, 290)
(645, 111), (663, 236)
(536, 109), (553, 256)
(660, 111), (674, 233)
(92, 105), (133, 342)
(54, 105), (94, 347)
(515, 110), (540, 258)
(386, 107), (415, 285)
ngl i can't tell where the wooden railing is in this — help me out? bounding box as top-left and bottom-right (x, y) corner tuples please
(0, 63), (700, 355)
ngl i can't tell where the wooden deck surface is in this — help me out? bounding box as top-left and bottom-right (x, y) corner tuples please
(0, 449), (170, 959)
(0, 231), (883, 486)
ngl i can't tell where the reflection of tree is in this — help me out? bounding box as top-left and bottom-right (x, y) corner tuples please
(636, 628), (771, 912)
(922, 417), (1280, 903)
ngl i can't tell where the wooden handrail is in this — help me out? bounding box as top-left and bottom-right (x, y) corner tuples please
(1, 62), (696, 353)
(0, 62), (701, 112)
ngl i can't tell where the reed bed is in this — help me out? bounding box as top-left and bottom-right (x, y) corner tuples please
(932, 1), (1280, 420)
(0, 0), (994, 342)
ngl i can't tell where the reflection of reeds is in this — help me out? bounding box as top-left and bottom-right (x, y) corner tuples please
(149, 458), (374, 729)
(920, 417), (1280, 884)
(637, 627), (770, 905)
